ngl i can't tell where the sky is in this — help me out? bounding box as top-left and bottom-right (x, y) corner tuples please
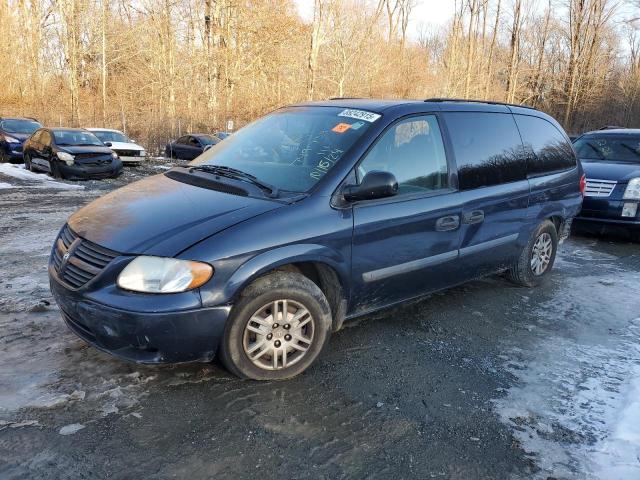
(293, 0), (457, 39)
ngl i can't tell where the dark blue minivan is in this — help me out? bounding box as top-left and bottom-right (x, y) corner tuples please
(49, 99), (584, 379)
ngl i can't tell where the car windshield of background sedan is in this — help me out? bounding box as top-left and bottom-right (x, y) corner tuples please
(191, 107), (375, 192)
(1, 119), (41, 134)
(92, 130), (129, 143)
(197, 135), (220, 146)
(574, 135), (640, 163)
(54, 130), (104, 147)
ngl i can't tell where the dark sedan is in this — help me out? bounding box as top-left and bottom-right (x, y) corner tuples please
(165, 134), (221, 160)
(23, 128), (123, 180)
(573, 129), (640, 238)
(0, 117), (42, 163)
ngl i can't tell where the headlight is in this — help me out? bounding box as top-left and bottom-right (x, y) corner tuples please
(623, 178), (640, 200)
(139, 150), (146, 157)
(57, 151), (75, 165)
(4, 135), (19, 143)
(111, 152), (119, 159)
(117, 256), (213, 293)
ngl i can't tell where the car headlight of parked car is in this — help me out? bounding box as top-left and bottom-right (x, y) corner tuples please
(111, 152), (119, 159)
(57, 151), (75, 165)
(117, 256), (213, 293)
(623, 178), (640, 200)
(139, 150), (146, 157)
(3, 135), (19, 143)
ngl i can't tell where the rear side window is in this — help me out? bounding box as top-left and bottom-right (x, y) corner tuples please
(514, 115), (576, 175)
(444, 112), (526, 190)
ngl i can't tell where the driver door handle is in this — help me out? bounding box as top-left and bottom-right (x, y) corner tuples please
(435, 215), (460, 232)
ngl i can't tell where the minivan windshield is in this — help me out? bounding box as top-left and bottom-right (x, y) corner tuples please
(92, 130), (129, 143)
(53, 130), (104, 147)
(573, 135), (640, 163)
(190, 107), (376, 192)
(1, 119), (42, 134)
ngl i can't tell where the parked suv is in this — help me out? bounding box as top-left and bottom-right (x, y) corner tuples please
(573, 128), (640, 238)
(49, 99), (583, 380)
(0, 117), (42, 163)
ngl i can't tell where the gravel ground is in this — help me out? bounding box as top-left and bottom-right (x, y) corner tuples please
(0, 162), (639, 479)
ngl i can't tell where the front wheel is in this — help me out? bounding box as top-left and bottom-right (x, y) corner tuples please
(219, 271), (332, 380)
(508, 220), (558, 287)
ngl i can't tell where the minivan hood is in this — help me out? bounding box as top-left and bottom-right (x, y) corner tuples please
(68, 174), (283, 256)
(580, 159), (640, 183)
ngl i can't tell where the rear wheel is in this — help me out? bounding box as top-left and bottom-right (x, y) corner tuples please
(508, 220), (558, 287)
(219, 271), (332, 380)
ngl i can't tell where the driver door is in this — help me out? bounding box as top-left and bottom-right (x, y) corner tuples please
(349, 114), (464, 315)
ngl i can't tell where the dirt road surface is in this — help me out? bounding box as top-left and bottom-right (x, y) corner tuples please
(1, 163), (639, 479)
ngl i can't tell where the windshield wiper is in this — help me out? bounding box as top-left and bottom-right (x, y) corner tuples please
(188, 165), (279, 198)
(585, 142), (605, 160)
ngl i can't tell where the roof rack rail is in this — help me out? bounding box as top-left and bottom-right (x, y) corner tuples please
(598, 125), (625, 130)
(424, 98), (536, 110)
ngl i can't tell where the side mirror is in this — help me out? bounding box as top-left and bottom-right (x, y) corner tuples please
(203, 144), (213, 152)
(343, 170), (398, 202)
(104, 141), (113, 147)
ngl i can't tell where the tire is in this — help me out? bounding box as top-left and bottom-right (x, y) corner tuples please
(508, 220), (558, 287)
(165, 147), (173, 159)
(50, 159), (63, 179)
(219, 271), (332, 380)
(24, 154), (33, 171)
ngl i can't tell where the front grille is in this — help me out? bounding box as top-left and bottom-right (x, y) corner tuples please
(585, 178), (617, 197)
(52, 224), (119, 289)
(113, 149), (142, 157)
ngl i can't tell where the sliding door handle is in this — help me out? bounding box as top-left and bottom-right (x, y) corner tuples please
(435, 215), (460, 232)
(463, 210), (485, 224)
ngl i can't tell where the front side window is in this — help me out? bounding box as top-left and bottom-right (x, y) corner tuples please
(0, 119), (42, 134)
(192, 107), (375, 192)
(357, 115), (448, 195)
(573, 135), (640, 163)
(445, 112), (526, 190)
(197, 135), (219, 146)
(188, 136), (201, 147)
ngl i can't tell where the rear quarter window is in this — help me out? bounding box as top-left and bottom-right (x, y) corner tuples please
(514, 114), (576, 175)
(444, 112), (526, 190)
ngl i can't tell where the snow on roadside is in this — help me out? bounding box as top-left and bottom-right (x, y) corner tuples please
(0, 181), (13, 189)
(0, 163), (83, 190)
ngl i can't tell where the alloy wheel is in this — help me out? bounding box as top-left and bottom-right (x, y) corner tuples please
(242, 299), (315, 371)
(531, 232), (553, 276)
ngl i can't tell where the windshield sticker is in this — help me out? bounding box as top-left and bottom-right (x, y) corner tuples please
(331, 123), (352, 133)
(350, 121), (365, 130)
(338, 109), (381, 123)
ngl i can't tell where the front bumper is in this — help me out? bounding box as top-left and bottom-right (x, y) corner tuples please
(119, 155), (145, 164)
(577, 197), (640, 227)
(1, 142), (24, 162)
(50, 274), (230, 364)
(59, 161), (123, 180)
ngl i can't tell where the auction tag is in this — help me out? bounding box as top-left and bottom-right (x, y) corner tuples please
(338, 109), (381, 123)
(332, 122), (352, 133)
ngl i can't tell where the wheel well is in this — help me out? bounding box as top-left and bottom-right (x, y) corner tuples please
(262, 262), (347, 332)
(548, 215), (562, 232)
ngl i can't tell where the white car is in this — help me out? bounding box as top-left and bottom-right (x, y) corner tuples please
(86, 128), (146, 164)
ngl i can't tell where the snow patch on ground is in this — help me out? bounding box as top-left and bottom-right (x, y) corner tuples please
(0, 163), (83, 189)
(494, 269), (640, 479)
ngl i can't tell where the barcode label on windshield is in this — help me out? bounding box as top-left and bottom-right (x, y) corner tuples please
(338, 109), (381, 123)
